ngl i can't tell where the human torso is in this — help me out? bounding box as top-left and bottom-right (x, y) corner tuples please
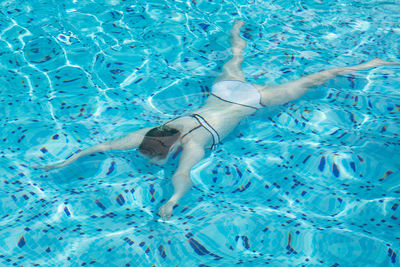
(167, 81), (262, 148)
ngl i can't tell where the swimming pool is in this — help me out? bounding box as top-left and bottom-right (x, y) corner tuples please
(1, 0), (400, 265)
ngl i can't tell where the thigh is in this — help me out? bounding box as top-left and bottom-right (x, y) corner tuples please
(252, 83), (294, 106)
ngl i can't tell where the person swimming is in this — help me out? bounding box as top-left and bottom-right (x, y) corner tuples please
(34, 20), (400, 220)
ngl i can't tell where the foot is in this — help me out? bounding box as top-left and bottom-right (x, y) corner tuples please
(232, 20), (245, 32)
(365, 58), (400, 68)
(234, 20), (245, 27)
(158, 201), (175, 220)
(341, 58), (400, 74)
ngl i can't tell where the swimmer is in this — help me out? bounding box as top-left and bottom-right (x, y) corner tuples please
(34, 20), (400, 220)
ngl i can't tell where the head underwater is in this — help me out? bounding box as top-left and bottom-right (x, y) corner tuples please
(138, 126), (181, 160)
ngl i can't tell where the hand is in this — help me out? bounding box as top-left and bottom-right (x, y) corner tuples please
(158, 201), (175, 220)
(32, 164), (59, 171)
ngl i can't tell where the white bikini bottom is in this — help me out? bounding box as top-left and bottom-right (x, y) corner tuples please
(211, 80), (264, 109)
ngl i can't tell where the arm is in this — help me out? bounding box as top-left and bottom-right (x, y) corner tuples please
(34, 127), (152, 171)
(158, 141), (205, 220)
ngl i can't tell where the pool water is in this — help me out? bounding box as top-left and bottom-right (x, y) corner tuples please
(1, 0), (400, 266)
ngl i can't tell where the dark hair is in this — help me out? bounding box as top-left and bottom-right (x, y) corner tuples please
(138, 126), (181, 159)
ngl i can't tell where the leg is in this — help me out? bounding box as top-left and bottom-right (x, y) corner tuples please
(255, 58), (400, 106)
(215, 20), (247, 82)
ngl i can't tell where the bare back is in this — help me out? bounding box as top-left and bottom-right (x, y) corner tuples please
(166, 95), (256, 149)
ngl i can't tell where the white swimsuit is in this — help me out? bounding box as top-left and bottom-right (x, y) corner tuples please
(211, 80), (264, 109)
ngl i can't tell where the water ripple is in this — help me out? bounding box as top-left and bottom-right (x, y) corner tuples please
(0, 0), (399, 266)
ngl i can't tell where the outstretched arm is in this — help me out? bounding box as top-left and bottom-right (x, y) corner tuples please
(34, 127), (152, 171)
(158, 141), (205, 220)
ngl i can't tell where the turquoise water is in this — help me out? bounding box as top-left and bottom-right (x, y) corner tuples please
(1, 0), (400, 266)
